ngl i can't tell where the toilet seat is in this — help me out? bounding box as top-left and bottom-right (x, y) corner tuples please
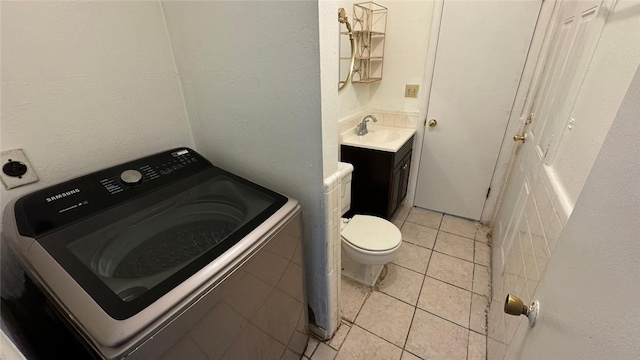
(341, 215), (401, 252)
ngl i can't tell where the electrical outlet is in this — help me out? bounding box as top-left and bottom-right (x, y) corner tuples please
(1, 149), (39, 189)
(405, 84), (419, 98)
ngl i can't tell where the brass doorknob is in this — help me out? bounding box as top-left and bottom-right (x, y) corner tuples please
(428, 119), (437, 127)
(504, 294), (540, 327)
(504, 294), (528, 316)
(513, 134), (526, 142)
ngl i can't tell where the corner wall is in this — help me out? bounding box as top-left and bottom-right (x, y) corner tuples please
(160, 1), (330, 332)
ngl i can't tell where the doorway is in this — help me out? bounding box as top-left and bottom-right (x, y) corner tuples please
(414, 0), (542, 220)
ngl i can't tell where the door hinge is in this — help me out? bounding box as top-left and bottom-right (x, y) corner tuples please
(423, 118), (427, 127)
(486, 187), (491, 199)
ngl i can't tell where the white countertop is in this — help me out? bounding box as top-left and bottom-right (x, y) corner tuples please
(341, 125), (416, 152)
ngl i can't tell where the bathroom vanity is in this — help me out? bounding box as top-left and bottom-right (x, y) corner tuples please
(341, 132), (414, 220)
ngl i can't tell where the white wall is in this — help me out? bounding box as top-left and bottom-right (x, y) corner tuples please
(0, 1), (194, 202)
(160, 1), (330, 331)
(504, 62), (640, 360)
(336, 0), (371, 118)
(319, 1), (340, 178)
(369, 0), (433, 113)
(0, 0), (194, 353)
(336, 1), (433, 118)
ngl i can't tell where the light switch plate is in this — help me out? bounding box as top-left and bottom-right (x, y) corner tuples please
(1, 149), (39, 189)
(405, 84), (419, 98)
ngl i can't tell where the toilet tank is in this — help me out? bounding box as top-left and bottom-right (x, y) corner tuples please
(338, 162), (354, 216)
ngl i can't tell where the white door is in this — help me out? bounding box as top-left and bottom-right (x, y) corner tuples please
(494, 0), (609, 277)
(532, 1), (608, 164)
(489, 0), (614, 356)
(415, 0), (541, 220)
(503, 65), (640, 360)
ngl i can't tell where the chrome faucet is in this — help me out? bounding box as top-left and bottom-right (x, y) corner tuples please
(357, 115), (378, 136)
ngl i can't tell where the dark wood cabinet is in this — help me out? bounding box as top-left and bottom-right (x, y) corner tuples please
(341, 136), (413, 220)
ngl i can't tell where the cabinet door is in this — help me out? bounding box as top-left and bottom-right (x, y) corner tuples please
(390, 163), (403, 218)
(398, 153), (412, 204)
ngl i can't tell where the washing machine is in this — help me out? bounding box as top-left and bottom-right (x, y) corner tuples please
(2, 148), (308, 359)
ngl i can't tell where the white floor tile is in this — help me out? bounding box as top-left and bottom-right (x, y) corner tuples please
(336, 325), (402, 360)
(468, 331), (487, 360)
(434, 232), (475, 262)
(440, 214), (477, 239)
(405, 309), (468, 360)
(470, 294), (488, 335)
(401, 351), (422, 360)
(378, 264), (424, 305)
(406, 207), (443, 229)
(304, 337), (319, 358)
(340, 277), (370, 322)
(474, 241), (491, 266)
(473, 264), (491, 297)
(417, 277), (471, 328)
(355, 292), (415, 347)
(329, 322), (351, 350)
(426, 252), (474, 290)
(392, 242), (431, 274)
(401, 222), (438, 249)
(312, 343), (337, 360)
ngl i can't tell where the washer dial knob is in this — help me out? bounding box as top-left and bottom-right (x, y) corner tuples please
(120, 169), (143, 185)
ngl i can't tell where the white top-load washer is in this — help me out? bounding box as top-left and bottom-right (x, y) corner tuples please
(3, 148), (308, 359)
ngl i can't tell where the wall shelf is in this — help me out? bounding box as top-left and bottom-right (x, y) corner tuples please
(351, 2), (387, 84)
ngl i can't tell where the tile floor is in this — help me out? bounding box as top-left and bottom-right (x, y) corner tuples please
(304, 206), (491, 360)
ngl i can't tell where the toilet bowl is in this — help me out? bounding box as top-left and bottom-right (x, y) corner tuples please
(338, 162), (402, 286)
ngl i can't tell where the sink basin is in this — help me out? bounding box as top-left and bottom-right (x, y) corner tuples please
(341, 125), (416, 152)
(366, 129), (402, 143)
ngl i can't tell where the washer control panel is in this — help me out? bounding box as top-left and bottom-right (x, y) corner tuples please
(98, 149), (201, 195)
(15, 147), (212, 238)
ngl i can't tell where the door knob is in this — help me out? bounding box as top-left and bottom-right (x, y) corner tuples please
(513, 134), (526, 142)
(504, 294), (540, 327)
(428, 119), (437, 127)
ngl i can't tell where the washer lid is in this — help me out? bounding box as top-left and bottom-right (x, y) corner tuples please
(24, 166), (289, 321)
(342, 215), (401, 251)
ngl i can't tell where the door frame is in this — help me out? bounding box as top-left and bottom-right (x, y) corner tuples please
(405, 0), (444, 214)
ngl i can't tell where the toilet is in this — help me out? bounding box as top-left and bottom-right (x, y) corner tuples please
(338, 162), (402, 286)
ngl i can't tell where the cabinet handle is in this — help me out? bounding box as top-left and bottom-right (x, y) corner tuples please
(402, 164), (408, 170)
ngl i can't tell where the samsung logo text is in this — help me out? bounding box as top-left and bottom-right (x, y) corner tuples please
(46, 189), (81, 202)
